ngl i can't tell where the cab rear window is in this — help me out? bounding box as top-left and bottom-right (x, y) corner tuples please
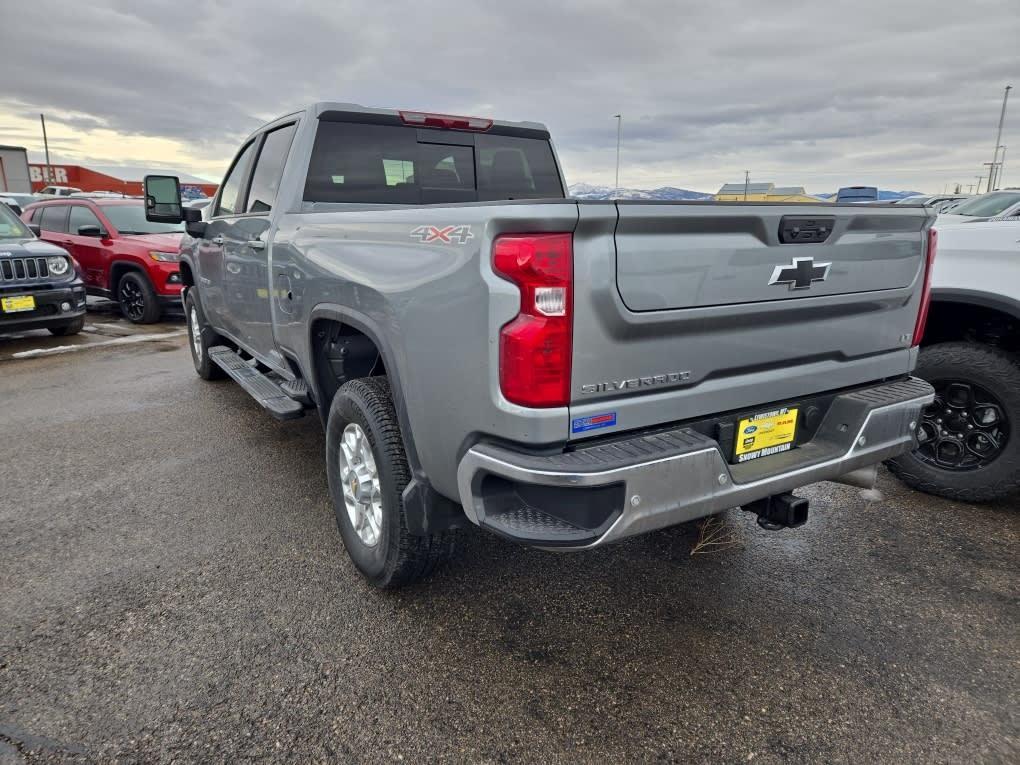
(303, 121), (564, 204)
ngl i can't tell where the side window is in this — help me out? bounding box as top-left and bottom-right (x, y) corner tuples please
(245, 123), (297, 214)
(68, 205), (103, 235)
(38, 205), (69, 233)
(214, 140), (258, 217)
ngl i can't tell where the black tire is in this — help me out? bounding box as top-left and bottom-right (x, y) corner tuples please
(48, 316), (85, 336)
(886, 342), (1020, 502)
(117, 271), (161, 324)
(326, 376), (456, 588)
(184, 289), (225, 380)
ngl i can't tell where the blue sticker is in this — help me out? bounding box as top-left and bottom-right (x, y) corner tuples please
(572, 412), (617, 433)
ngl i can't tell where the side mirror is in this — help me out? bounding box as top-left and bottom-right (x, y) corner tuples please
(77, 224), (106, 238)
(143, 175), (184, 223)
(27, 222), (41, 237)
(183, 206), (207, 238)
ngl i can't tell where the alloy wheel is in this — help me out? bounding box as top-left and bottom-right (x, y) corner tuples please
(336, 423), (383, 547)
(189, 306), (202, 362)
(914, 380), (1010, 471)
(120, 279), (146, 321)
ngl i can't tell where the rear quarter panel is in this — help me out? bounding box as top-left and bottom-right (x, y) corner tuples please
(270, 201), (579, 500)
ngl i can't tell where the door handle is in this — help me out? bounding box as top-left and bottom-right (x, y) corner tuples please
(247, 239), (266, 250)
(210, 235), (225, 245)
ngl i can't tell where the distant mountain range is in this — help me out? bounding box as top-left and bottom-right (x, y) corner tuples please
(568, 183), (713, 201)
(569, 183), (924, 202)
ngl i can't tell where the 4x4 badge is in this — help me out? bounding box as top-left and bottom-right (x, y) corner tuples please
(769, 257), (831, 289)
(410, 225), (473, 244)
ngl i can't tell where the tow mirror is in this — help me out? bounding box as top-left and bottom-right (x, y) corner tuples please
(143, 175), (184, 223)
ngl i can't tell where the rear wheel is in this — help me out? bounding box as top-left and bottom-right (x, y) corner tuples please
(48, 316), (85, 336)
(184, 289), (225, 380)
(118, 271), (161, 324)
(326, 376), (456, 588)
(886, 342), (1020, 502)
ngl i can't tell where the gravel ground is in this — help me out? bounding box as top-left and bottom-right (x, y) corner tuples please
(0, 329), (1017, 763)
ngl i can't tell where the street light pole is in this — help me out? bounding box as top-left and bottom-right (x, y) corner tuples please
(989, 85), (1011, 192)
(613, 114), (622, 198)
(39, 113), (52, 185)
(743, 170), (750, 201)
(998, 146), (1007, 188)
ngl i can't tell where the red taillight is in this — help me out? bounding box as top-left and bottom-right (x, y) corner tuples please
(398, 110), (493, 131)
(493, 234), (573, 408)
(912, 227), (937, 346)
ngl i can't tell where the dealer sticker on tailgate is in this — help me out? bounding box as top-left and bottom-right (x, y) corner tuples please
(734, 407), (799, 463)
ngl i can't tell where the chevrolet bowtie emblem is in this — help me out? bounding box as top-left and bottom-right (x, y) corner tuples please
(769, 257), (831, 290)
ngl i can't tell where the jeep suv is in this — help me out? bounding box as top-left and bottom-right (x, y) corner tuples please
(0, 202), (86, 336)
(23, 198), (184, 323)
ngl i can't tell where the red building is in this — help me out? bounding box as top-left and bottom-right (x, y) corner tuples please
(29, 163), (218, 197)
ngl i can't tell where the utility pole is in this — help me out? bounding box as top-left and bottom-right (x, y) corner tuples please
(743, 170), (750, 201)
(989, 85), (1011, 193)
(613, 114), (622, 198)
(976, 176), (984, 194)
(39, 113), (52, 185)
(998, 146), (1007, 188)
(983, 162), (997, 190)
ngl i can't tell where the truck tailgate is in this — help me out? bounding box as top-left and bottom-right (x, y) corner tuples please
(615, 205), (924, 311)
(568, 201), (933, 439)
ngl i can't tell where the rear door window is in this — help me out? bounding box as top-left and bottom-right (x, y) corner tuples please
(38, 204), (69, 233)
(245, 123), (298, 214)
(303, 121), (562, 204)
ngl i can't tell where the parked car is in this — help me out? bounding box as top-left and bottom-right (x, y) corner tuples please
(936, 191), (1020, 225)
(835, 185), (879, 203)
(887, 219), (1019, 501)
(0, 193), (40, 216)
(22, 198), (184, 323)
(893, 194), (970, 210)
(36, 185), (82, 198)
(143, 102), (935, 589)
(0, 202), (86, 336)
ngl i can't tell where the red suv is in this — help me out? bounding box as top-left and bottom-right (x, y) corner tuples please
(22, 198), (184, 323)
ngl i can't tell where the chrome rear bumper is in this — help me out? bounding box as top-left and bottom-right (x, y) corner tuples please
(457, 377), (934, 549)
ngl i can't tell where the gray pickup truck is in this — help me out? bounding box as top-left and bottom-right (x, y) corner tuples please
(144, 102), (936, 588)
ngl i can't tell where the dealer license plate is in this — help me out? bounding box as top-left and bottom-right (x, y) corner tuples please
(734, 406), (799, 463)
(1, 295), (36, 313)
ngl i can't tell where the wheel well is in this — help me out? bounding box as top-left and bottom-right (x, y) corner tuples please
(310, 319), (385, 409)
(109, 262), (145, 293)
(924, 301), (1019, 352)
(179, 261), (195, 288)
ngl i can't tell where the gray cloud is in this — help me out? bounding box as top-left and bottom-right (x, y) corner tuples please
(1, 0), (1017, 192)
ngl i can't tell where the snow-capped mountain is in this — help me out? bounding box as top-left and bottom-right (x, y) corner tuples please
(568, 183), (713, 201)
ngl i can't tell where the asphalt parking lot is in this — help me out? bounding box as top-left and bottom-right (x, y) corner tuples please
(1, 314), (1017, 763)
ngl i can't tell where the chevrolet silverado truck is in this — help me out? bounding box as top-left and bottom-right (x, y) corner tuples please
(887, 218), (1020, 501)
(143, 102), (937, 588)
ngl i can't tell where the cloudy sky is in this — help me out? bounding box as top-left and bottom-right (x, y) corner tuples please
(2, 0), (1017, 194)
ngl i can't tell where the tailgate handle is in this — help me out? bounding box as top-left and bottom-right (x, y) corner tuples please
(779, 216), (835, 244)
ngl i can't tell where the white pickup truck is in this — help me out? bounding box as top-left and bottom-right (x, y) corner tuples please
(887, 218), (1020, 500)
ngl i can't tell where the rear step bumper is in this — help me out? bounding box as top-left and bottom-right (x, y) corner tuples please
(456, 377), (934, 549)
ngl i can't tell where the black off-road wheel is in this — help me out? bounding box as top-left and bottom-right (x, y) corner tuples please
(184, 289), (225, 381)
(326, 376), (457, 588)
(48, 316), (85, 336)
(118, 271), (161, 324)
(886, 342), (1020, 502)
